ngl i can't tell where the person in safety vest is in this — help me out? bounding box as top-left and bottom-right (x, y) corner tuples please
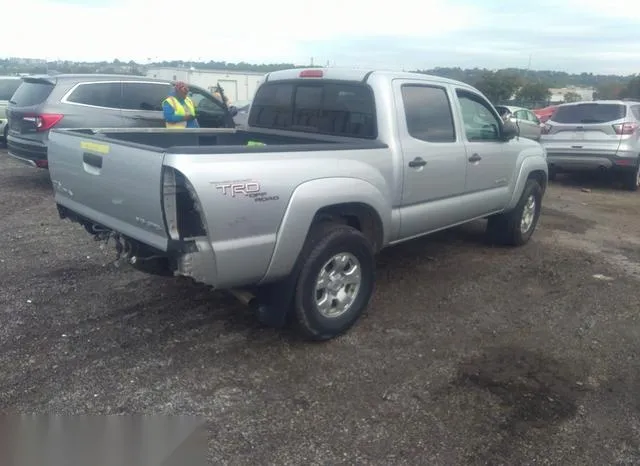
(162, 81), (199, 128)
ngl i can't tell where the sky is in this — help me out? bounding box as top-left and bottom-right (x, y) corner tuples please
(3, 0), (640, 75)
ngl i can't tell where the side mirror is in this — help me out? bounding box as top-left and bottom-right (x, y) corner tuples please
(228, 106), (238, 117)
(501, 120), (518, 141)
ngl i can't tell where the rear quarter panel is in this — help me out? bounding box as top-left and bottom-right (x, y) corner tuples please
(164, 148), (395, 287)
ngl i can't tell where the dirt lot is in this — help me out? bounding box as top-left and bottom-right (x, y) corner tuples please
(1, 149), (640, 465)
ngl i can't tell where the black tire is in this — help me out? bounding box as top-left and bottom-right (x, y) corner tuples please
(621, 161), (640, 192)
(548, 166), (557, 182)
(292, 222), (375, 341)
(487, 179), (543, 246)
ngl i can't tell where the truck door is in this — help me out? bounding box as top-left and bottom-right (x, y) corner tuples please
(453, 88), (516, 214)
(394, 80), (468, 238)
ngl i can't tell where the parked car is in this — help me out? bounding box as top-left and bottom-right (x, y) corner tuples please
(495, 105), (542, 141)
(6, 74), (238, 168)
(533, 105), (557, 123)
(47, 67), (548, 341)
(0, 76), (22, 144)
(540, 100), (640, 190)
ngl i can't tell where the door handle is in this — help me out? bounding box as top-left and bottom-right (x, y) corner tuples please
(468, 153), (482, 163)
(83, 152), (103, 169)
(408, 157), (427, 168)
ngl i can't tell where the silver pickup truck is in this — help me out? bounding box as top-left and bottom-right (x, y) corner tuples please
(47, 68), (548, 341)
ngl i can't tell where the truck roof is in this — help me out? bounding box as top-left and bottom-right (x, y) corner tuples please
(264, 68), (472, 89)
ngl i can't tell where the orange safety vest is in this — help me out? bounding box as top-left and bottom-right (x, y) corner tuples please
(163, 95), (196, 129)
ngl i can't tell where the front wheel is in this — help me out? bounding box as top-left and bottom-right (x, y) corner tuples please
(292, 222), (376, 341)
(487, 179), (543, 246)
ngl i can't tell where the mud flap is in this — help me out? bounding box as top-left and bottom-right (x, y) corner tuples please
(253, 273), (298, 328)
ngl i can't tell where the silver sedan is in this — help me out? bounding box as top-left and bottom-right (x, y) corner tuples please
(495, 105), (543, 141)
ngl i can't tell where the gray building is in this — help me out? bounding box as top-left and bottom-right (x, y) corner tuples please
(145, 67), (265, 104)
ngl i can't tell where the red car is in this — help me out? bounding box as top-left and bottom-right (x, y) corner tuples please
(533, 105), (557, 123)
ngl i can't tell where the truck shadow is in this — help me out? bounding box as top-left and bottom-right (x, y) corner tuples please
(376, 220), (489, 270)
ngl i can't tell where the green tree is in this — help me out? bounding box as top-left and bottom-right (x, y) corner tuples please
(619, 75), (640, 99)
(473, 71), (522, 104)
(516, 82), (551, 104)
(563, 91), (581, 103)
(594, 83), (622, 100)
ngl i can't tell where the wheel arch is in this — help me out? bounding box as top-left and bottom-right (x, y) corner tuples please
(259, 177), (391, 284)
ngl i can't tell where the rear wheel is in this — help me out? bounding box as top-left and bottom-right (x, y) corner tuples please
(487, 179), (543, 246)
(621, 161), (640, 192)
(292, 222), (376, 341)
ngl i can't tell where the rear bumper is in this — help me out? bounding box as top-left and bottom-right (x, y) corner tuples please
(56, 203), (219, 288)
(7, 135), (48, 168)
(546, 150), (638, 172)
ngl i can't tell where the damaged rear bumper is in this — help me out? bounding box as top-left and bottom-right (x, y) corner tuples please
(56, 204), (219, 287)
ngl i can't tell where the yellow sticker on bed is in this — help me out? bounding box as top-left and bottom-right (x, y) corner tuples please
(80, 141), (110, 154)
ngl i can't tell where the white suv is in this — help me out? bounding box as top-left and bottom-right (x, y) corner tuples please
(541, 100), (640, 190)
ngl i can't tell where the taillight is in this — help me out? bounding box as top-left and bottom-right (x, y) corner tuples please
(541, 123), (552, 135)
(613, 122), (638, 135)
(24, 113), (63, 132)
(162, 167), (207, 240)
(299, 69), (323, 78)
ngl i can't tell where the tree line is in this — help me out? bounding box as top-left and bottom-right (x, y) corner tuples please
(1, 58), (638, 103)
(417, 68), (639, 106)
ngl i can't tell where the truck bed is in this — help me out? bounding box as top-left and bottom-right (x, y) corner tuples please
(62, 127), (385, 154)
(47, 127), (391, 272)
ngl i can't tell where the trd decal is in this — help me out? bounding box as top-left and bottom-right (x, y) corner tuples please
(213, 180), (279, 203)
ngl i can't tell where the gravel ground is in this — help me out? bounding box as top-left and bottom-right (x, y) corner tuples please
(1, 149), (640, 465)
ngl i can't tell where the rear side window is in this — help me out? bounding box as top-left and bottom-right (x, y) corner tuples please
(67, 82), (122, 109)
(249, 81), (377, 138)
(402, 85), (456, 143)
(121, 82), (170, 111)
(0, 78), (21, 100)
(552, 103), (626, 124)
(10, 81), (55, 106)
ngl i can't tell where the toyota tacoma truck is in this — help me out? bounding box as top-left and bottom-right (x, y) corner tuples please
(47, 67), (548, 341)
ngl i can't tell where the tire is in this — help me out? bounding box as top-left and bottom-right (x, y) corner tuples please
(292, 222), (375, 341)
(621, 161), (640, 192)
(2, 126), (7, 147)
(487, 179), (543, 246)
(548, 166), (557, 182)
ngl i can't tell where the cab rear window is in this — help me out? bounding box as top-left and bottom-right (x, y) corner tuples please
(248, 81), (377, 139)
